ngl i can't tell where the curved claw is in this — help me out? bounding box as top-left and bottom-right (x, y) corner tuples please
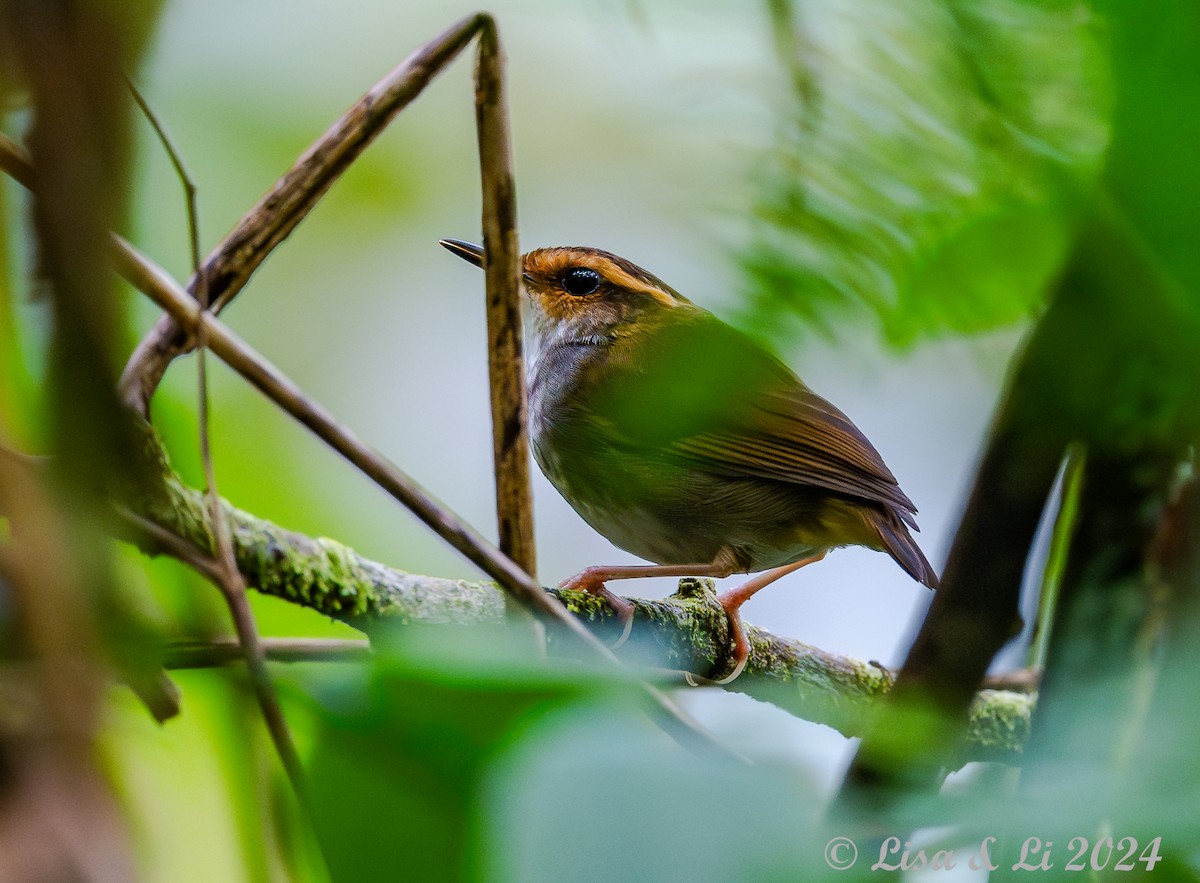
(678, 600), (750, 685)
(713, 654), (748, 685)
(713, 591), (752, 685)
(558, 569), (636, 649)
(609, 605), (635, 649)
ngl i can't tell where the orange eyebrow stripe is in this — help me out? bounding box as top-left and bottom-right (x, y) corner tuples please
(523, 247), (682, 307)
(599, 262), (680, 307)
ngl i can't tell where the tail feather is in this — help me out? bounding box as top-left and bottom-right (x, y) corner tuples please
(872, 509), (939, 589)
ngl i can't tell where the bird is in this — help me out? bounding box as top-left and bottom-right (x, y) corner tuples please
(440, 238), (938, 682)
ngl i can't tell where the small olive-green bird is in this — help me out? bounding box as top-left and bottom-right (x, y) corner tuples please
(441, 239), (937, 682)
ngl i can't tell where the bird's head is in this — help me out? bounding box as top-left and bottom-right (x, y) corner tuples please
(440, 239), (690, 343)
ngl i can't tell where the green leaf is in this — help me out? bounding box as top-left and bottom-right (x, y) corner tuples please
(301, 625), (634, 883)
(741, 0), (1109, 346)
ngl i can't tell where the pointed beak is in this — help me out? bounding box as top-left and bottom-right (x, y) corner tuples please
(438, 238), (484, 268)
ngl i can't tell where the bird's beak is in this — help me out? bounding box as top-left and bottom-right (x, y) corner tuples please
(438, 238), (484, 268)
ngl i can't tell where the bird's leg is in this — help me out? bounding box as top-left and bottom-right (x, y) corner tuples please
(713, 550), (828, 684)
(559, 562), (735, 648)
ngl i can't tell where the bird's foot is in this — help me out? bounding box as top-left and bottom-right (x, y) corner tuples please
(711, 590), (751, 685)
(558, 568), (635, 649)
(678, 592), (751, 686)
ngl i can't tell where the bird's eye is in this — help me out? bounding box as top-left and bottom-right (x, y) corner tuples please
(561, 267), (601, 296)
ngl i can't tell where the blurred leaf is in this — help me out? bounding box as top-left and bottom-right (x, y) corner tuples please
(1098, 0), (1200, 300)
(1007, 0), (1200, 870)
(300, 624), (844, 883)
(481, 701), (833, 883)
(741, 0), (1109, 346)
(301, 625), (630, 883)
(0, 177), (39, 447)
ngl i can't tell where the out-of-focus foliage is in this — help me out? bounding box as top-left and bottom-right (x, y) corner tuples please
(741, 0), (1110, 345)
(300, 625), (833, 882)
(1001, 0), (1200, 867)
(0, 1), (171, 877)
(838, 0), (1200, 874)
(1098, 0), (1200, 296)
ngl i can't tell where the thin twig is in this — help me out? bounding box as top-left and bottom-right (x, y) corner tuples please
(0, 130), (33, 187)
(129, 83), (309, 803)
(474, 19), (536, 579)
(112, 239), (541, 602)
(114, 504), (225, 584)
(0, 130), (195, 344)
(164, 638), (372, 669)
(116, 14), (489, 414)
(124, 78), (201, 272)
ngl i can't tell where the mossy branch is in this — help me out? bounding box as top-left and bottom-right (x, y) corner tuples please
(126, 423), (1031, 765)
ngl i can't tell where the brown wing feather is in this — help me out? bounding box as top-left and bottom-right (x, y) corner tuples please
(590, 307), (920, 526)
(673, 385), (921, 526)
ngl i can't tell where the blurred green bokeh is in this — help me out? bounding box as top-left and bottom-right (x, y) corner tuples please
(742, 0), (1110, 346)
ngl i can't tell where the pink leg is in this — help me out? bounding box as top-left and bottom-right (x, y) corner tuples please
(714, 550), (828, 684)
(560, 561), (735, 648)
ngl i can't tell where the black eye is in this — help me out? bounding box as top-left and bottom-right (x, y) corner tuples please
(562, 267), (601, 296)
